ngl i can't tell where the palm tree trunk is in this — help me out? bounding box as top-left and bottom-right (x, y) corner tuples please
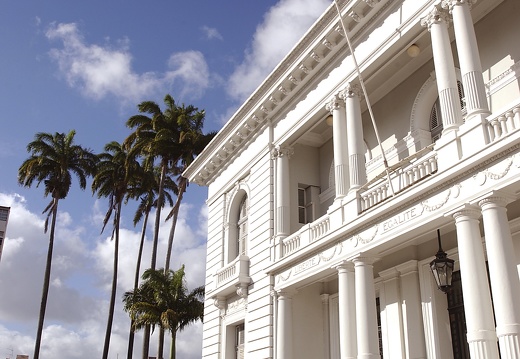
(127, 210), (149, 359)
(164, 177), (186, 271)
(33, 198), (59, 359)
(169, 331), (177, 359)
(145, 163), (167, 359)
(102, 203), (121, 359)
(151, 162), (167, 270)
(158, 178), (187, 358)
(158, 327), (165, 359)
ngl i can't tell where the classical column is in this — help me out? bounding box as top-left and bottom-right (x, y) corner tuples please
(340, 83), (367, 191)
(273, 146), (293, 239)
(442, 0), (490, 118)
(452, 207), (500, 359)
(479, 195), (520, 358)
(352, 256), (380, 359)
(335, 261), (357, 359)
(396, 261), (427, 359)
(277, 289), (296, 359)
(421, 7), (463, 133)
(326, 95), (349, 199)
(321, 294), (331, 359)
(378, 268), (405, 357)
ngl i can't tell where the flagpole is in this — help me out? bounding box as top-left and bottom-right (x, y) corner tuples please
(333, 0), (395, 196)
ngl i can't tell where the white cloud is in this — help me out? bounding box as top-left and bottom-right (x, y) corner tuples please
(0, 192), (206, 359)
(45, 23), (211, 105)
(201, 25), (223, 41)
(226, 0), (329, 102)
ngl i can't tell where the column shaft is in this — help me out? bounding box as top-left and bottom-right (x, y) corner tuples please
(453, 208), (500, 358)
(443, 0), (489, 117)
(274, 146), (293, 238)
(479, 196), (520, 358)
(353, 257), (380, 359)
(337, 262), (357, 359)
(421, 7), (463, 133)
(341, 84), (367, 191)
(327, 95), (349, 199)
(276, 290), (295, 359)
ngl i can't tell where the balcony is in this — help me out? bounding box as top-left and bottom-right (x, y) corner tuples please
(212, 255), (251, 297)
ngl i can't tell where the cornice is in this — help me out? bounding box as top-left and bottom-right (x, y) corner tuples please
(183, 0), (395, 186)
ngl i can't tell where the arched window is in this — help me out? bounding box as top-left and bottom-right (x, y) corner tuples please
(429, 81), (466, 142)
(227, 192), (248, 263)
(236, 196), (248, 258)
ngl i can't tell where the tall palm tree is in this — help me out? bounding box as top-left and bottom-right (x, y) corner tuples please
(123, 266), (204, 359)
(92, 141), (141, 359)
(164, 107), (216, 272)
(125, 95), (183, 271)
(17, 130), (98, 359)
(124, 94), (186, 359)
(125, 167), (175, 359)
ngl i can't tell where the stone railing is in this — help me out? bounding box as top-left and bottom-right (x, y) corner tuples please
(359, 149), (438, 212)
(213, 255), (251, 296)
(487, 105), (520, 143)
(280, 214), (330, 258)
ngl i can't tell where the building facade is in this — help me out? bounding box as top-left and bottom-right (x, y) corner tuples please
(184, 0), (520, 358)
(0, 206), (10, 263)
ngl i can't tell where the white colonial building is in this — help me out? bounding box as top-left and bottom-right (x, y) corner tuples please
(184, 0), (520, 358)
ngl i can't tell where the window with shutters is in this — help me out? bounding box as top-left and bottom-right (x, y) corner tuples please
(430, 81), (466, 142)
(235, 323), (245, 359)
(298, 185), (320, 224)
(236, 196), (248, 258)
(227, 192), (249, 263)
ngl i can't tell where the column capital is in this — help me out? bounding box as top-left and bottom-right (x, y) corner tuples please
(332, 260), (355, 272)
(276, 288), (298, 299)
(446, 203), (480, 220)
(320, 293), (330, 303)
(441, 0), (477, 13)
(271, 145), (294, 159)
(350, 254), (379, 265)
(325, 94), (344, 113)
(339, 83), (363, 99)
(421, 7), (451, 30)
(452, 207), (481, 222)
(478, 196), (512, 209)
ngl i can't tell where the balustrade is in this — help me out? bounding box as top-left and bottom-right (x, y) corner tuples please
(487, 105), (520, 142)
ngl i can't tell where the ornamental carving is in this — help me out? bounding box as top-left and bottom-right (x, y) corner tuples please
(441, 0), (476, 12)
(339, 83), (362, 99)
(325, 94), (344, 113)
(420, 7), (451, 30)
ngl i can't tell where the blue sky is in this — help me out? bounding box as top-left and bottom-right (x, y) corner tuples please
(0, 1), (329, 358)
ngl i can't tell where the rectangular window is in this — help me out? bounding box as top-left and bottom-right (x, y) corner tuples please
(298, 188), (306, 224)
(376, 297), (383, 358)
(0, 208), (8, 222)
(298, 185), (320, 224)
(236, 323), (245, 359)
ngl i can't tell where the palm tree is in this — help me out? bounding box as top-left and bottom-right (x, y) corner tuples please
(123, 266), (204, 359)
(124, 95), (183, 271)
(92, 141), (141, 359)
(17, 130), (98, 359)
(164, 107), (216, 272)
(125, 94), (187, 359)
(125, 167), (175, 359)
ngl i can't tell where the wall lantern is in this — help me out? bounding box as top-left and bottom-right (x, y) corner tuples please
(430, 229), (454, 293)
(407, 44), (421, 58)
